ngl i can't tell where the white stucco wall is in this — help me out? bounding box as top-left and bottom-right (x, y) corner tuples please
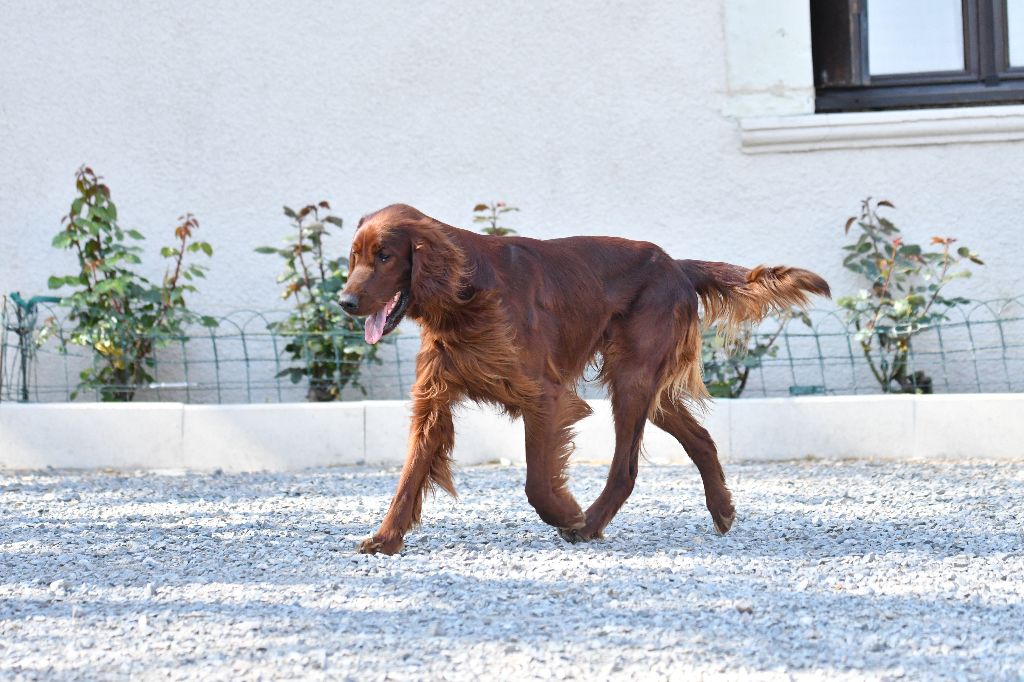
(1, 2), (1021, 401)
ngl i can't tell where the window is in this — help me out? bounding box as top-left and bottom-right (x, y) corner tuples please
(812, 0), (1024, 112)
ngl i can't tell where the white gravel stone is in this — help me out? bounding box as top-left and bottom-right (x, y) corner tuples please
(1, 459), (1022, 680)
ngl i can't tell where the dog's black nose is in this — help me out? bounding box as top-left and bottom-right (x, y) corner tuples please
(338, 293), (359, 313)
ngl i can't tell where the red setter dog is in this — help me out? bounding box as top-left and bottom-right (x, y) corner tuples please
(339, 204), (829, 555)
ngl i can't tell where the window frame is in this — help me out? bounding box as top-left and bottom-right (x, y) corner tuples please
(812, 0), (1024, 113)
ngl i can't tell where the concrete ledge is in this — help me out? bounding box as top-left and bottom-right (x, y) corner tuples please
(730, 395), (916, 460)
(1, 395), (1021, 471)
(914, 394), (1024, 459)
(573, 400), (731, 464)
(0, 403), (184, 469)
(182, 403), (364, 471)
(451, 402), (524, 466)
(363, 400), (412, 466)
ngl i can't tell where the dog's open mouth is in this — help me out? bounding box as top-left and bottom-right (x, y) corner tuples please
(363, 289), (410, 344)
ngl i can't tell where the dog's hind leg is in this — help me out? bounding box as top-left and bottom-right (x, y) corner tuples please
(567, 280), (695, 543)
(650, 402), (735, 534)
(522, 385), (591, 533)
(563, 361), (659, 542)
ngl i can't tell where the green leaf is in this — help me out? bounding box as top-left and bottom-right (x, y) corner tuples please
(126, 229), (145, 240)
(321, 278), (344, 294)
(94, 278), (125, 295)
(877, 217), (898, 234)
(160, 246), (177, 257)
(47, 275), (65, 290)
(73, 217), (100, 234)
(90, 204), (111, 221)
(141, 288), (164, 303)
(254, 246), (279, 254)
(200, 316), (219, 328)
(199, 242), (213, 257)
(52, 232), (73, 248)
(323, 216), (343, 227)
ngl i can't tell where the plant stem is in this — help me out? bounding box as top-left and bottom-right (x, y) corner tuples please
(866, 249), (897, 335)
(294, 218), (318, 304)
(918, 243), (952, 322)
(735, 367), (750, 397)
(854, 318), (887, 390)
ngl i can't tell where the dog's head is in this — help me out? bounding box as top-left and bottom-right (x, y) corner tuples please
(340, 204), (464, 343)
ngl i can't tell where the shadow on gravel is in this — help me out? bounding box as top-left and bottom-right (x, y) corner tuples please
(2, 462), (1022, 679)
(1, 561), (1018, 679)
(0, 469), (386, 502)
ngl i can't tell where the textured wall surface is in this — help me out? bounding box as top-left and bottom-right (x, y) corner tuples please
(2, 3), (1021, 404)
(3, 2), (1021, 309)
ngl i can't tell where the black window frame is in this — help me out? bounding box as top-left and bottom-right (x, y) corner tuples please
(812, 0), (1024, 113)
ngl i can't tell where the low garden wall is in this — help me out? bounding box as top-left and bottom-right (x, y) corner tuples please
(1, 394), (1021, 471)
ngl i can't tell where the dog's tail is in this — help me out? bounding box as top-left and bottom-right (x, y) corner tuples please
(677, 259), (831, 338)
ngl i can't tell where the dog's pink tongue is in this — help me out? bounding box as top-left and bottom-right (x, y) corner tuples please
(364, 292), (401, 344)
(365, 309), (386, 345)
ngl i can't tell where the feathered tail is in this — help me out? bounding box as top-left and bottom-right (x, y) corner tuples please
(677, 260), (831, 338)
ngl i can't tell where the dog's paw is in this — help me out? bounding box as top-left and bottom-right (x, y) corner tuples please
(712, 507), (736, 536)
(557, 526), (603, 544)
(357, 534), (404, 555)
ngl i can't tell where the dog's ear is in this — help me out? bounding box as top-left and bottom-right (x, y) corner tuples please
(409, 223), (466, 309)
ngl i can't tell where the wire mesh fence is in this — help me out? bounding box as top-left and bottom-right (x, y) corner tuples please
(0, 297), (418, 404)
(2, 294), (1022, 404)
(736, 297), (1024, 397)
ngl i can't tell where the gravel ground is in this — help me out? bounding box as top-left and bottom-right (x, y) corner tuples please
(1, 459), (1022, 681)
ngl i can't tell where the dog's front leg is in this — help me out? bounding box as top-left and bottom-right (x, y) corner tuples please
(358, 387), (456, 555)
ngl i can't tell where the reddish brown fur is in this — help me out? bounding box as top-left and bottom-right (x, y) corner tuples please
(343, 205), (830, 554)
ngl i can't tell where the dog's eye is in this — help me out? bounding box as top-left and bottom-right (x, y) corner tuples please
(377, 252), (390, 263)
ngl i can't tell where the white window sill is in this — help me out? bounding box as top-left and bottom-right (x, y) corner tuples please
(740, 104), (1024, 154)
